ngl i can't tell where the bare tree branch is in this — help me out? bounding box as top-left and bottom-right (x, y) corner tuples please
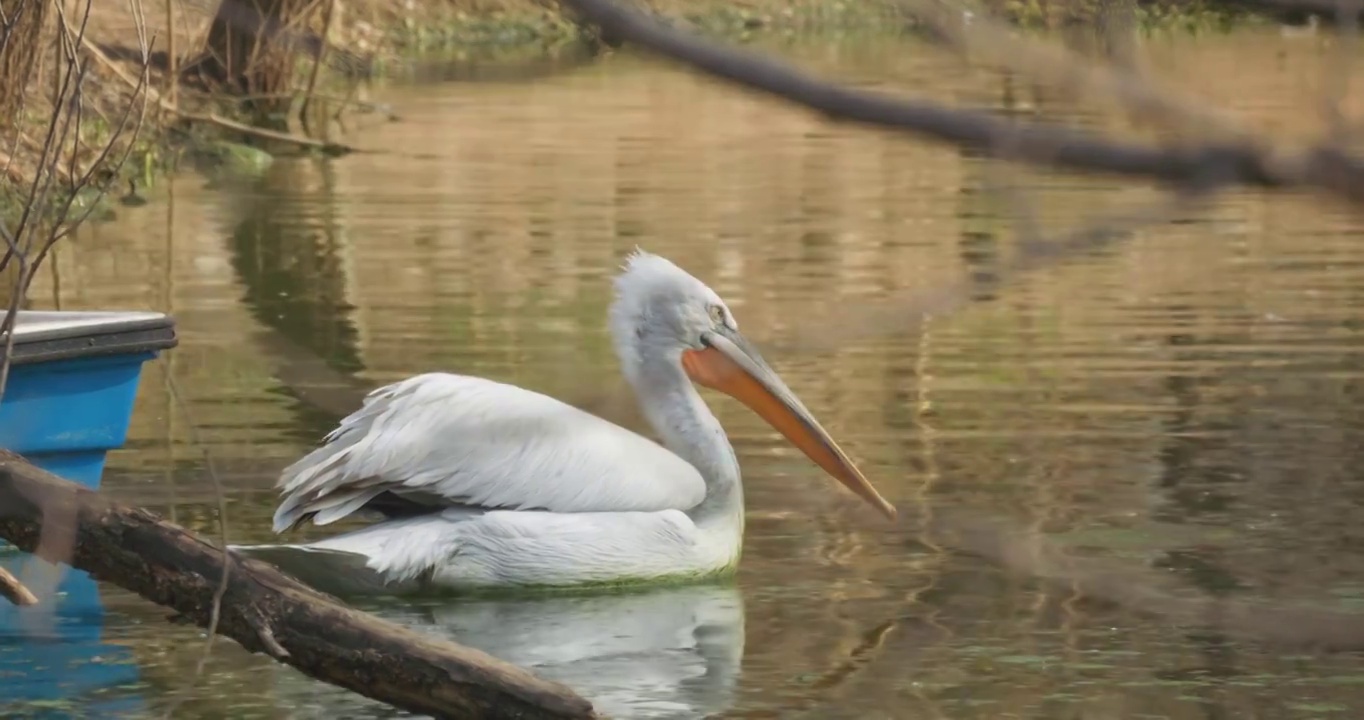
(156, 362), (235, 717)
(555, 0), (1364, 208)
(902, 0), (1244, 141)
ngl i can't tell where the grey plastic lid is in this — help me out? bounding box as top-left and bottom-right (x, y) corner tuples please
(0, 310), (178, 366)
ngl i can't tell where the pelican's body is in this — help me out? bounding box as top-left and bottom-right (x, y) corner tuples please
(241, 250), (894, 595)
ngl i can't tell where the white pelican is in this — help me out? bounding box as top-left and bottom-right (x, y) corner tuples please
(241, 249), (896, 595)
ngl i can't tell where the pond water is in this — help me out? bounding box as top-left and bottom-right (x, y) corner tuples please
(5, 25), (1364, 720)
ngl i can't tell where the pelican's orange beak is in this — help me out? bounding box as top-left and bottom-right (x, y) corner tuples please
(682, 328), (897, 521)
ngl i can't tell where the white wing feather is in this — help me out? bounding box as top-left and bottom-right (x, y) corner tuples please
(272, 373), (707, 532)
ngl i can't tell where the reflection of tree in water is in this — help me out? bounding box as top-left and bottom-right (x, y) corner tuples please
(1156, 314), (1241, 522)
(225, 160), (364, 438)
(1151, 300), (1364, 604)
(956, 142), (1002, 304)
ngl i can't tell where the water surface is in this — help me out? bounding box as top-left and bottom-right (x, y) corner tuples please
(6, 27), (1364, 719)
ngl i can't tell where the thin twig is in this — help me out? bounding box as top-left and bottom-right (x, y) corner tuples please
(0, 0), (36, 187)
(0, 1), (157, 638)
(156, 361), (232, 717)
(34, 0), (154, 270)
(0, 0), (87, 405)
(37, 1), (151, 255)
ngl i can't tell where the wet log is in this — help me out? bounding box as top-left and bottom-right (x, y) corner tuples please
(0, 450), (595, 720)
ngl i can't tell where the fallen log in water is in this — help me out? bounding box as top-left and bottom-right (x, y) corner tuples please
(0, 450), (595, 720)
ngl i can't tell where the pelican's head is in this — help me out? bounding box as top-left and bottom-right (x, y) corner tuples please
(609, 248), (897, 521)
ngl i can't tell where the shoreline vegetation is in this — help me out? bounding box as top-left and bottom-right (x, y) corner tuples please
(0, 0), (1297, 222)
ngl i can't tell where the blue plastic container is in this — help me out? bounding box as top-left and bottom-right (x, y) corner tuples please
(0, 310), (177, 718)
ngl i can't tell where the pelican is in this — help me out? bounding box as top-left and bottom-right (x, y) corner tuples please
(240, 249), (896, 595)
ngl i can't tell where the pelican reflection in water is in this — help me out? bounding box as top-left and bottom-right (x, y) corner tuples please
(264, 584), (744, 719)
(240, 249), (895, 594)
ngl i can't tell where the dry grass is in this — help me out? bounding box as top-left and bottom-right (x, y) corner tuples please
(0, 0), (48, 134)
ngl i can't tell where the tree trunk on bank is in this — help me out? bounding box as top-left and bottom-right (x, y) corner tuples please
(0, 450), (596, 720)
(196, 0), (317, 101)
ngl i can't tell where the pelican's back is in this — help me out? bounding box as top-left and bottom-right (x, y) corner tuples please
(271, 373), (708, 533)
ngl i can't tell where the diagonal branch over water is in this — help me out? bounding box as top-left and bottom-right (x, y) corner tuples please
(898, 0), (1250, 142)
(556, 0), (1364, 208)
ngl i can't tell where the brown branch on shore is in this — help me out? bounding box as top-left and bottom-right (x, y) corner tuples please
(554, 0), (1364, 209)
(0, 449), (595, 720)
(78, 34), (360, 156)
(0, 565), (38, 606)
(176, 108), (356, 155)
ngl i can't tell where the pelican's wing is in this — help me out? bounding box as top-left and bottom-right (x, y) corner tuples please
(271, 373), (707, 533)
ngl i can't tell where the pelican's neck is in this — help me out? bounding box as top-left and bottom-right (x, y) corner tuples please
(626, 349), (744, 530)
